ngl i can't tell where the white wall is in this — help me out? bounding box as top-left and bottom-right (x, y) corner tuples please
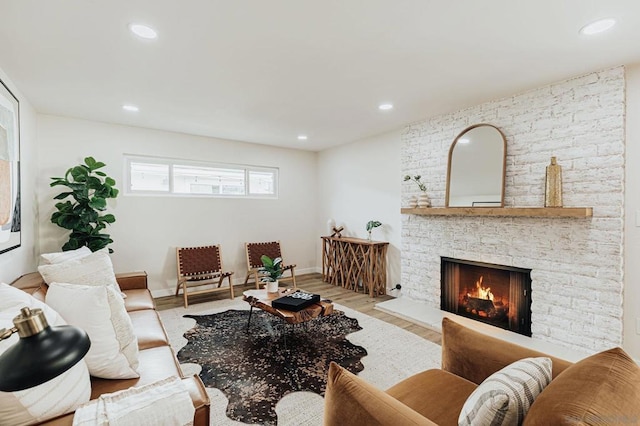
(0, 67), (38, 284)
(317, 129), (402, 291)
(401, 68), (625, 354)
(36, 115), (318, 296)
(624, 63), (640, 360)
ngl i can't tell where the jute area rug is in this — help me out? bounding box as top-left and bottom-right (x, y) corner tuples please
(159, 298), (441, 425)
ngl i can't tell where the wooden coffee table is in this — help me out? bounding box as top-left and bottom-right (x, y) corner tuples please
(243, 288), (334, 347)
(243, 288), (333, 324)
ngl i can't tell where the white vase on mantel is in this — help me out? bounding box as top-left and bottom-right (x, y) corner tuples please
(266, 280), (279, 293)
(408, 195), (418, 208)
(417, 193), (431, 208)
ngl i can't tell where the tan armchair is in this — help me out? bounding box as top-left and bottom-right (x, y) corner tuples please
(176, 245), (234, 307)
(243, 241), (297, 289)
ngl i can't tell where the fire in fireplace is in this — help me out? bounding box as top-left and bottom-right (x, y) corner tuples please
(441, 257), (532, 336)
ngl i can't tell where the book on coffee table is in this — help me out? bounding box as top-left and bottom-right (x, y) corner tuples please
(272, 291), (321, 312)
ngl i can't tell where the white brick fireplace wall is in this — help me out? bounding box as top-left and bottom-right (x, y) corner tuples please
(401, 67), (625, 354)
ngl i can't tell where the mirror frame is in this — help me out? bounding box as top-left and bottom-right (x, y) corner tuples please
(445, 123), (507, 208)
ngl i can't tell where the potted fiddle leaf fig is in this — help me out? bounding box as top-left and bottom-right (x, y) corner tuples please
(50, 157), (119, 252)
(260, 255), (283, 293)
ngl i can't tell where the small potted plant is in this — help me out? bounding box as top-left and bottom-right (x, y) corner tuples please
(260, 255), (283, 293)
(366, 220), (382, 241)
(403, 174), (430, 208)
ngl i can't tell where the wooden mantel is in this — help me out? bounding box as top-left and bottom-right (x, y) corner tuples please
(400, 207), (593, 218)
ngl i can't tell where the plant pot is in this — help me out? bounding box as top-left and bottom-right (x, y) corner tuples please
(417, 193), (431, 208)
(266, 280), (279, 293)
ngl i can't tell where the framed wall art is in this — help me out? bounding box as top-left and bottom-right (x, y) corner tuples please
(0, 77), (20, 254)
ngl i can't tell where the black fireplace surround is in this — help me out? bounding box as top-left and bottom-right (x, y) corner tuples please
(441, 257), (532, 336)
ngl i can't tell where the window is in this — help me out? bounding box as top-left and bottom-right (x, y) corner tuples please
(125, 155), (278, 198)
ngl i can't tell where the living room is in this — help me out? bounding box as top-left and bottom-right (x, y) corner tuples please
(1, 1), (640, 425)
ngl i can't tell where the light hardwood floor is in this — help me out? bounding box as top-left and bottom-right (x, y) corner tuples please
(155, 273), (441, 345)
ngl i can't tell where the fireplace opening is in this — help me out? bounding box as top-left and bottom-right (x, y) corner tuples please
(441, 257), (532, 336)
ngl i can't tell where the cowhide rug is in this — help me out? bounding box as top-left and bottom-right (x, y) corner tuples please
(176, 309), (367, 425)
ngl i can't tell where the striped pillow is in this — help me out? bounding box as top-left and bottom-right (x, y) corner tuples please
(458, 357), (552, 426)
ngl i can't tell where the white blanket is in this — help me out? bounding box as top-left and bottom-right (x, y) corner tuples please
(73, 376), (195, 426)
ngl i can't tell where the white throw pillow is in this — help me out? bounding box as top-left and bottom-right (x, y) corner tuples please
(73, 376), (195, 426)
(39, 246), (92, 265)
(458, 357), (552, 426)
(0, 283), (91, 426)
(0, 282), (65, 322)
(38, 249), (125, 298)
(46, 282), (140, 379)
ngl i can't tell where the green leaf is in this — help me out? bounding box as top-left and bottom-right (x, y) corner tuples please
(53, 192), (73, 200)
(89, 197), (107, 210)
(261, 255), (273, 268)
(50, 179), (69, 188)
(366, 220), (382, 231)
(95, 171), (107, 177)
(84, 157), (97, 168)
(70, 166), (89, 182)
(58, 215), (82, 230)
(101, 214), (116, 223)
(105, 177), (116, 186)
(86, 176), (102, 189)
(54, 201), (74, 212)
(62, 240), (81, 251)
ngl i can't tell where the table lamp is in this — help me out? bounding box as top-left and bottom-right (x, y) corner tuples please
(0, 307), (90, 392)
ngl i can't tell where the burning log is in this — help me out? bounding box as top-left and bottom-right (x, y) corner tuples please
(463, 295), (496, 317)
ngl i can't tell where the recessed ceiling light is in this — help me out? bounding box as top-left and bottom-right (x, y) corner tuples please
(297, 135), (308, 141)
(129, 23), (158, 39)
(579, 18), (616, 35)
(122, 104), (139, 112)
(378, 103), (394, 111)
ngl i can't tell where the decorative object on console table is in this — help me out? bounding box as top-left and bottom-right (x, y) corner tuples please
(49, 156), (119, 253)
(0, 307), (91, 391)
(321, 236), (389, 297)
(545, 156), (563, 207)
(365, 220), (381, 241)
(331, 226), (344, 238)
(403, 174), (431, 207)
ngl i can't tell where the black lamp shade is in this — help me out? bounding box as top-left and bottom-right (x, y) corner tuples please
(0, 325), (91, 392)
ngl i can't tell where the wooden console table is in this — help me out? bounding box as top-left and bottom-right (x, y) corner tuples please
(321, 236), (389, 297)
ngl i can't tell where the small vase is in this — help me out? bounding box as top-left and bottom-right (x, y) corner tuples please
(266, 280), (279, 293)
(408, 195), (418, 208)
(417, 193), (431, 208)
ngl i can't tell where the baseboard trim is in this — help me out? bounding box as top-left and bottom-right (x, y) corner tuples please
(150, 267), (319, 298)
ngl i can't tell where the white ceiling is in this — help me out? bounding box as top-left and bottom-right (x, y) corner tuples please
(1, 1), (639, 151)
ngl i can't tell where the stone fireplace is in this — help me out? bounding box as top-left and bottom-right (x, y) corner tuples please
(400, 67), (625, 354)
(441, 257), (531, 336)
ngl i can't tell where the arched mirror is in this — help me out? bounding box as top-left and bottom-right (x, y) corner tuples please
(446, 124), (506, 207)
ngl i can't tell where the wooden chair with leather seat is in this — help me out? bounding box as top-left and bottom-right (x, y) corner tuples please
(176, 245), (235, 308)
(243, 241), (297, 289)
